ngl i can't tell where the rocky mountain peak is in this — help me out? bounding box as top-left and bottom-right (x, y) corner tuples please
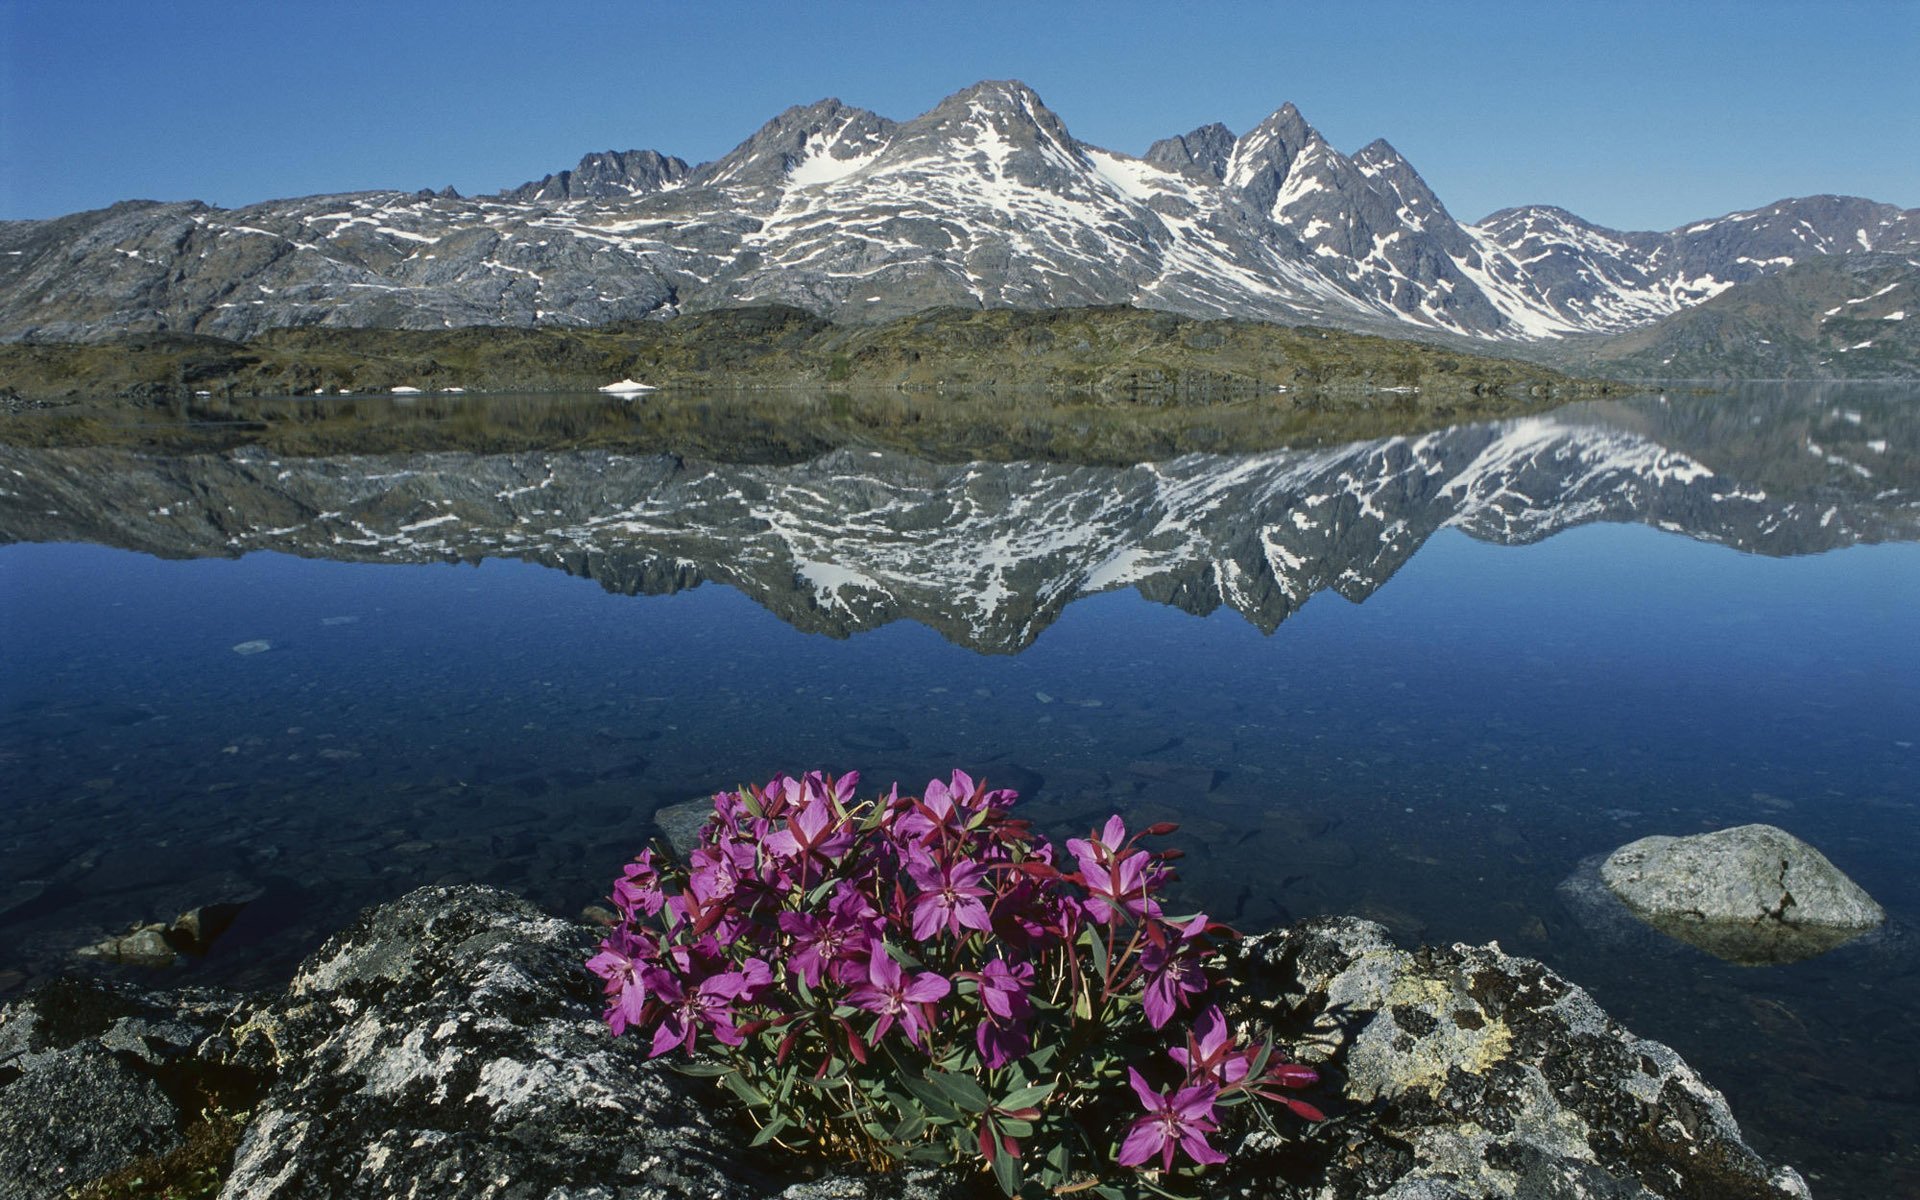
(1222, 101), (1339, 217)
(500, 148), (690, 204)
(691, 98), (897, 189)
(1, 81), (1913, 352)
(875, 79), (1088, 189)
(1353, 139), (1455, 231)
(1143, 122), (1237, 180)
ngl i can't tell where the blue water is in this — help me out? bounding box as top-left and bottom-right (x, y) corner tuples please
(2, 404), (1918, 1193)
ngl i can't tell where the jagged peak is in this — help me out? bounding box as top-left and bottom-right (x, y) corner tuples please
(498, 148), (690, 204)
(692, 98), (897, 188)
(944, 78), (1050, 112)
(1143, 122), (1237, 181)
(1353, 139), (1406, 169)
(1223, 101), (1329, 193)
(1474, 204), (1608, 231)
(873, 78), (1087, 182)
(1352, 139), (1450, 216)
(917, 78), (1075, 141)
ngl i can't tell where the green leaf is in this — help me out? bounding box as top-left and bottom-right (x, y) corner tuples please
(890, 1113), (927, 1143)
(1045, 1140), (1070, 1176)
(992, 1143), (1021, 1196)
(748, 1115), (791, 1147)
(881, 939), (924, 970)
(738, 786), (764, 819)
(899, 1074), (964, 1121)
(928, 1069), (991, 1114)
(670, 1062), (733, 1078)
(997, 1081), (1055, 1110)
(999, 1117), (1033, 1137)
(722, 1073), (769, 1109)
(1085, 927), (1110, 981)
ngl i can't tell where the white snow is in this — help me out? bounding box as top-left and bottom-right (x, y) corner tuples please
(1084, 148), (1168, 202)
(1884, 311), (1907, 321)
(788, 148), (879, 188)
(598, 379), (656, 394)
(389, 386), (423, 395)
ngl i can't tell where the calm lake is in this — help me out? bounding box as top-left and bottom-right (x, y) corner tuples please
(1, 384), (1915, 1195)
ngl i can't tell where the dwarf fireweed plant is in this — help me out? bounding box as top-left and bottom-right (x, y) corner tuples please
(588, 770), (1323, 1197)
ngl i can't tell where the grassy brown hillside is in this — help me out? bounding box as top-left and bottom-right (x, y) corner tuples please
(1, 304), (1609, 404)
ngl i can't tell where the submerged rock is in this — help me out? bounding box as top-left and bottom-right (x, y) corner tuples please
(75, 922), (180, 968)
(1599, 823), (1884, 964)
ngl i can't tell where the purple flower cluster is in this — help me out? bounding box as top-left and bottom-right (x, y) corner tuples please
(588, 769), (1321, 1189)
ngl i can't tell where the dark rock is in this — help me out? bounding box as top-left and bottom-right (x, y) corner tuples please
(652, 795), (715, 856)
(0, 977), (237, 1200)
(1214, 917), (1811, 1199)
(170, 899), (253, 954)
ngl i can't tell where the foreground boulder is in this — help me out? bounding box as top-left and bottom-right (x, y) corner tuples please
(1221, 918), (1809, 1199)
(1599, 824), (1884, 964)
(1, 886), (1811, 1199)
(0, 978), (240, 1199)
(216, 885), (951, 1200)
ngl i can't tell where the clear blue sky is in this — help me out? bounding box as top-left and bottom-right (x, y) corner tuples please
(3, 0), (1915, 231)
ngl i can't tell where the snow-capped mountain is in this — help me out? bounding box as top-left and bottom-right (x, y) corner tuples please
(3, 395), (1910, 653)
(1, 80), (1913, 345)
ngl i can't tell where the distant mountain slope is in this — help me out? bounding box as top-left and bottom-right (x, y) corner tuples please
(1, 80), (1914, 351)
(1574, 254), (1920, 380)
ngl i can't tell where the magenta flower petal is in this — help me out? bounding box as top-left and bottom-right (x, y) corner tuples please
(1116, 1121), (1164, 1168)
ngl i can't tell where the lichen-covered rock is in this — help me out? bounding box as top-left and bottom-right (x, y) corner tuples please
(1215, 917), (1811, 1200)
(217, 884), (956, 1200)
(9, 887), (1807, 1200)
(1600, 824), (1884, 964)
(0, 977), (236, 1200)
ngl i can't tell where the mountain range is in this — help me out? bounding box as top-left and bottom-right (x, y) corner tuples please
(1, 80), (1915, 368)
(3, 392), (1910, 653)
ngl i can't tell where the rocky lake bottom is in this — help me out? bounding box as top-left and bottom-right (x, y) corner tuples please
(1, 385), (1916, 1196)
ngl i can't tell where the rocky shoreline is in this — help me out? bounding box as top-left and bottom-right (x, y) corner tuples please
(0, 885), (1811, 1199)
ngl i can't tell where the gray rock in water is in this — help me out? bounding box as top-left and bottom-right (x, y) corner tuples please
(1600, 823), (1884, 964)
(74, 922), (180, 968)
(652, 795), (717, 857)
(1218, 917), (1812, 1199)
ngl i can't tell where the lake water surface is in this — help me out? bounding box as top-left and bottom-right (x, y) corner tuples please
(1, 385), (1915, 1195)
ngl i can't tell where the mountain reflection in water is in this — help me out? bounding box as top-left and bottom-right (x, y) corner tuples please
(4, 390), (1915, 652)
(0, 386), (1916, 1195)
